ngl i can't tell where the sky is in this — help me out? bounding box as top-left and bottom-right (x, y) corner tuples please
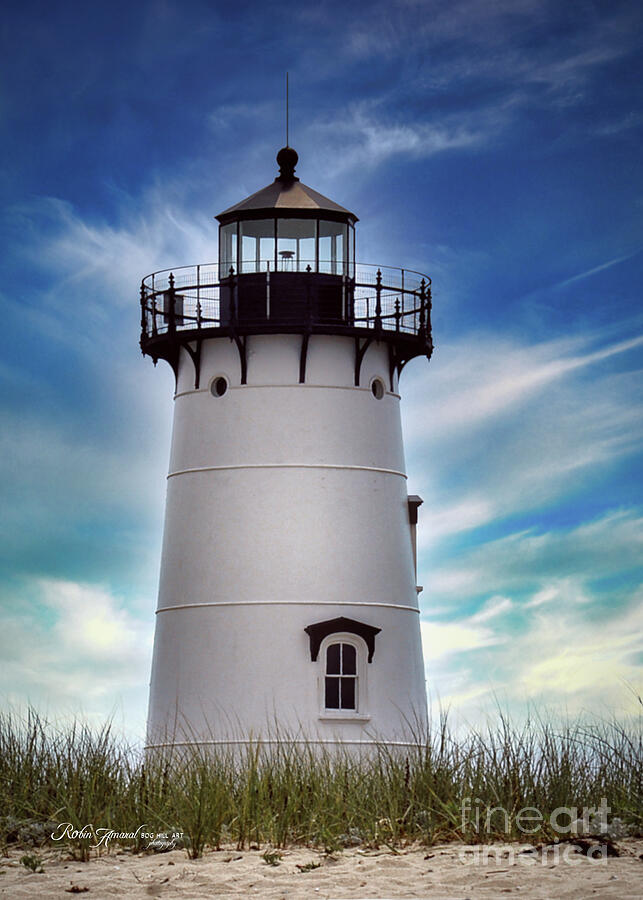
(1, 0), (642, 740)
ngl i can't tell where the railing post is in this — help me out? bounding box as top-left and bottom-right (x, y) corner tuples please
(167, 272), (176, 335)
(375, 268), (382, 332)
(196, 264), (201, 325)
(151, 292), (158, 336)
(401, 268), (405, 331)
(395, 298), (401, 332)
(230, 266), (238, 326)
(419, 278), (426, 338)
(266, 258), (271, 319)
(305, 264), (313, 325)
(140, 282), (146, 336)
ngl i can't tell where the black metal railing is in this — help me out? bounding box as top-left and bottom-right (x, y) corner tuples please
(140, 262), (432, 345)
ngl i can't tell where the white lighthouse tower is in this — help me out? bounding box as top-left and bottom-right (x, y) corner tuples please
(141, 146), (434, 751)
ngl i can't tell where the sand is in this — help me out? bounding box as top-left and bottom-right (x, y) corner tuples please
(1, 839), (641, 898)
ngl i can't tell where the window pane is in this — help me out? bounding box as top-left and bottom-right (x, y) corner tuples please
(319, 221), (347, 275)
(240, 220), (275, 273)
(342, 644), (356, 675)
(277, 218), (316, 272)
(325, 677), (340, 709)
(219, 223), (237, 274)
(240, 234), (256, 274)
(259, 237), (275, 268)
(326, 643), (341, 675)
(340, 677), (356, 710)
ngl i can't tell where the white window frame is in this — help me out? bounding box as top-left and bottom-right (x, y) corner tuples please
(317, 632), (371, 722)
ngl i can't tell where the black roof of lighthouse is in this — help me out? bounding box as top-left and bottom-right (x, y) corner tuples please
(216, 146), (358, 225)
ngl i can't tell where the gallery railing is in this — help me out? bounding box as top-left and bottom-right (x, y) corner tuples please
(140, 262), (432, 345)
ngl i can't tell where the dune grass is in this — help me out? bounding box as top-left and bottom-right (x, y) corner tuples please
(0, 709), (640, 859)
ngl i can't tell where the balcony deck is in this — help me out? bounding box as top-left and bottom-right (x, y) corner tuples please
(140, 262), (433, 387)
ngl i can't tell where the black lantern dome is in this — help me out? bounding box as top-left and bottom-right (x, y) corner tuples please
(139, 147), (433, 387)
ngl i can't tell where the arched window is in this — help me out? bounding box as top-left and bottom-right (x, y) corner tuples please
(305, 618), (379, 720)
(325, 642), (357, 711)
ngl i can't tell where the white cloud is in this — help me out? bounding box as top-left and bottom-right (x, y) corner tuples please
(420, 619), (503, 662)
(424, 497), (495, 540)
(0, 579), (153, 736)
(39, 579), (151, 663)
(515, 590), (641, 703)
(423, 578), (642, 725)
(419, 503), (643, 721)
(472, 595), (513, 623)
(525, 579), (592, 608)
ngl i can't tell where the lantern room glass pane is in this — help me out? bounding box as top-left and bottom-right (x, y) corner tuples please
(319, 220), (347, 275)
(240, 220), (275, 274)
(277, 218), (316, 271)
(219, 223), (237, 275)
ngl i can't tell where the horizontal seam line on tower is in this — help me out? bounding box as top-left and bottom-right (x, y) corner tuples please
(145, 739), (425, 749)
(155, 600), (420, 614)
(167, 463), (407, 479)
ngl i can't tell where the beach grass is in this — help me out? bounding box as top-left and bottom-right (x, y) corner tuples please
(0, 709), (640, 859)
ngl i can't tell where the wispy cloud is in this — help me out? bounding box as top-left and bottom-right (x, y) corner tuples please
(294, 0), (641, 176)
(426, 509), (643, 601)
(403, 328), (643, 540)
(408, 330), (643, 438)
(11, 192), (216, 318)
(552, 249), (643, 291)
(307, 94), (519, 174)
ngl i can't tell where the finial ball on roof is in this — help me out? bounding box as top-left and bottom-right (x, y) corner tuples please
(276, 146), (298, 180)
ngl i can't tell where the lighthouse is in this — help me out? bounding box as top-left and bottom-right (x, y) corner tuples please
(141, 146), (434, 750)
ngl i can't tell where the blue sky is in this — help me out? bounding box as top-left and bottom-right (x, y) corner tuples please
(1, 0), (641, 737)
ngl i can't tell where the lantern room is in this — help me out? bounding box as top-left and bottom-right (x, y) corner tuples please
(139, 145), (433, 389)
(215, 146), (357, 324)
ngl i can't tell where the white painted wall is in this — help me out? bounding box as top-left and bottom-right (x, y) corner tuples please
(146, 333), (428, 748)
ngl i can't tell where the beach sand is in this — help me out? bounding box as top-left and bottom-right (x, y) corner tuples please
(2, 839), (641, 898)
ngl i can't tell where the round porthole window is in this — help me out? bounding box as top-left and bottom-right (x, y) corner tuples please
(371, 378), (385, 399)
(210, 376), (228, 397)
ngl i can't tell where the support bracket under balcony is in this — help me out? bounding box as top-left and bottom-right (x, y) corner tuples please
(299, 332), (310, 384)
(354, 336), (372, 387)
(183, 340), (203, 390)
(230, 330), (248, 384)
